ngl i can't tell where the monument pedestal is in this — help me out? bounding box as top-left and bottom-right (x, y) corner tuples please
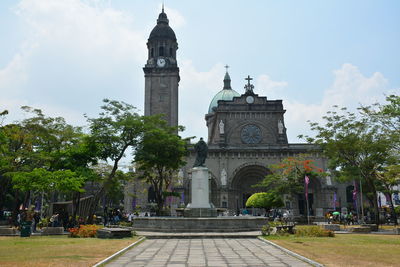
(184, 167), (217, 217)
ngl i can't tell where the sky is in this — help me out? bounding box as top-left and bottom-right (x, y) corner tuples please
(1, 0), (399, 144)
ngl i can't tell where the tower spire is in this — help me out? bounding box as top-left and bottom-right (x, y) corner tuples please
(223, 65), (232, 90)
(162, 2), (164, 13)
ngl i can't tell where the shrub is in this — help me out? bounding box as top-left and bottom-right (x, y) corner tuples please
(395, 206), (400, 216)
(261, 221), (292, 236)
(295, 226), (335, 237)
(37, 217), (49, 229)
(68, 224), (102, 238)
(261, 224), (271, 236)
(246, 192), (284, 210)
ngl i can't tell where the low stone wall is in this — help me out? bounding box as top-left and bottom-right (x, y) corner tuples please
(97, 227), (133, 238)
(349, 227), (372, 233)
(0, 228), (17, 236)
(360, 224), (378, 231)
(41, 227), (65, 235)
(132, 217), (268, 232)
(321, 224), (340, 231)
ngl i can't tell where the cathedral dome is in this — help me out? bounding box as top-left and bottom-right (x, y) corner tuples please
(208, 72), (240, 113)
(149, 10), (176, 41)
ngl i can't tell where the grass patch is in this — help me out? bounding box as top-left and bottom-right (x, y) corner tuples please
(0, 235), (139, 267)
(264, 231), (400, 267)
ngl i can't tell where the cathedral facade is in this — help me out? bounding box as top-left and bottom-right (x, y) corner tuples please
(125, 9), (352, 219)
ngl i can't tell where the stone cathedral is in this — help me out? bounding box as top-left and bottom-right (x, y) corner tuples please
(125, 9), (352, 219)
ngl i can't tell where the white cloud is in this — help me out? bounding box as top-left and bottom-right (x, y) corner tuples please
(162, 5), (185, 29)
(179, 60), (225, 140)
(284, 63), (389, 142)
(1, 0), (148, 125)
(256, 74), (288, 98)
(0, 52), (29, 95)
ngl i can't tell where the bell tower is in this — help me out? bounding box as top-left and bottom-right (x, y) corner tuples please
(143, 7), (180, 127)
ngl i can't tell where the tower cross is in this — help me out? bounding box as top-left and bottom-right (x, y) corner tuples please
(224, 64), (229, 72)
(245, 75), (253, 86)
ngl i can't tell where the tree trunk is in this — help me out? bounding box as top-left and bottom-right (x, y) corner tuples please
(364, 174), (380, 227)
(72, 191), (80, 226)
(12, 191), (22, 226)
(86, 186), (104, 224)
(388, 193), (398, 225)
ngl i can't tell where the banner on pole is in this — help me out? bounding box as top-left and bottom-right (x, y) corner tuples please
(305, 175), (310, 200)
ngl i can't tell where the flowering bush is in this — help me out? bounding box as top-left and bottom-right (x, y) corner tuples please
(68, 224), (102, 238)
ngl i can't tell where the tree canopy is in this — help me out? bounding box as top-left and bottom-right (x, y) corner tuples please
(301, 96), (399, 225)
(257, 154), (324, 197)
(135, 116), (189, 215)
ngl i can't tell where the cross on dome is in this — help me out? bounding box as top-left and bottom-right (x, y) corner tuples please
(224, 65), (229, 73)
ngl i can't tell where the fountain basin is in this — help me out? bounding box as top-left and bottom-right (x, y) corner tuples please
(132, 217), (268, 232)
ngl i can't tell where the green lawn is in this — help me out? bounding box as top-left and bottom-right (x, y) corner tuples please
(0, 235), (140, 267)
(265, 233), (400, 267)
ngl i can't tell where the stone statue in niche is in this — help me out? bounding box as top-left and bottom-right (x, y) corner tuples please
(278, 120), (284, 134)
(219, 120), (224, 134)
(221, 168), (227, 186)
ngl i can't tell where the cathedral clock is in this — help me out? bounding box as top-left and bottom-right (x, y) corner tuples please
(241, 124), (262, 144)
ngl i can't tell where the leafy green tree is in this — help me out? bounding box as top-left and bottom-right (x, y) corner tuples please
(11, 168), (85, 194)
(0, 107), (93, 223)
(85, 99), (144, 223)
(360, 94), (399, 151)
(246, 192), (284, 211)
(302, 106), (397, 226)
(258, 154), (324, 197)
(135, 117), (189, 215)
(376, 165), (400, 225)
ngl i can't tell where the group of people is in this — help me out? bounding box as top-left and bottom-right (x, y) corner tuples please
(326, 211), (358, 225)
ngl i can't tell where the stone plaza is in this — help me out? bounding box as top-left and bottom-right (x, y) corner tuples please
(105, 238), (311, 267)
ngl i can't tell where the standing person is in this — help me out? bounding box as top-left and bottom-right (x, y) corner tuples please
(33, 212), (40, 232)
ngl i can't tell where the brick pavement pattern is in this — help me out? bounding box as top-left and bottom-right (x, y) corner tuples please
(105, 238), (310, 267)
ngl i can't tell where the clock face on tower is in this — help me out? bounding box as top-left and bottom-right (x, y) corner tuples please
(157, 58), (166, 67)
(241, 124), (262, 144)
(246, 95), (255, 104)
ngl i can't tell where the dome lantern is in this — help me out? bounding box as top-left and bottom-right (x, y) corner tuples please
(208, 67), (240, 113)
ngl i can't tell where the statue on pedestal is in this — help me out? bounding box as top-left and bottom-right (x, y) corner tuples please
(193, 138), (208, 167)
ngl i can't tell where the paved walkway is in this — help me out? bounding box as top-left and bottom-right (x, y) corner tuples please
(105, 238), (311, 267)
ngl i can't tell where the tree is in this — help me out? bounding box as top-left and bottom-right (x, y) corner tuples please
(0, 107), (93, 223)
(246, 192), (284, 211)
(360, 94), (399, 151)
(85, 99), (144, 223)
(376, 165), (400, 225)
(257, 154), (324, 197)
(135, 117), (189, 215)
(302, 106), (397, 226)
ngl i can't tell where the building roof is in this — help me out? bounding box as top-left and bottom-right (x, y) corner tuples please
(148, 10), (176, 41)
(208, 72), (240, 113)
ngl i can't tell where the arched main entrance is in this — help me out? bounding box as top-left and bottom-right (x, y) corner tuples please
(230, 164), (269, 212)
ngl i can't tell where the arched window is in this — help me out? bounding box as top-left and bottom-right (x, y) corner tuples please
(169, 47), (173, 57)
(150, 48), (154, 57)
(159, 46), (164, 56)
